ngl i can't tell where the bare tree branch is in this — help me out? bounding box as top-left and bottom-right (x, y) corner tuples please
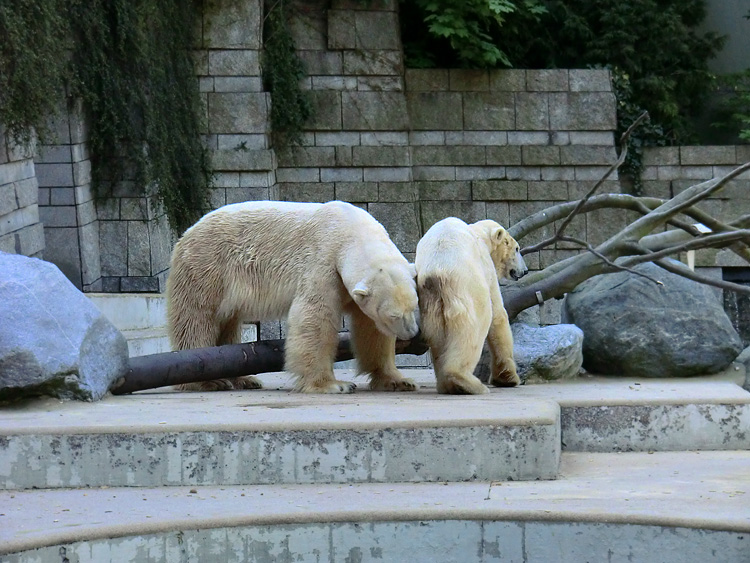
(623, 230), (750, 267)
(653, 259), (750, 295)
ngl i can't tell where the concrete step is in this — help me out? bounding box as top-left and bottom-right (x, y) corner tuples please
(1, 451), (748, 562)
(0, 378), (561, 489)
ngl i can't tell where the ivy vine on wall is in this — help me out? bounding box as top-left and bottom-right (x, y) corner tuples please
(0, 0), (210, 234)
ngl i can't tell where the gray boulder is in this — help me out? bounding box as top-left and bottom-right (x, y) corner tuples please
(562, 261), (742, 378)
(476, 319), (583, 383)
(512, 322), (584, 382)
(0, 252), (128, 401)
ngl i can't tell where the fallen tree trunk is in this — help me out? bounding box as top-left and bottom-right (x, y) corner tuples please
(110, 333), (430, 395)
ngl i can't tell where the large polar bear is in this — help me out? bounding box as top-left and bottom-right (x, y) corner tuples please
(167, 200), (420, 394)
(415, 218), (527, 395)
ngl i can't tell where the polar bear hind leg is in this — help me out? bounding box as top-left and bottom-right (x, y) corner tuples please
(348, 305), (417, 392)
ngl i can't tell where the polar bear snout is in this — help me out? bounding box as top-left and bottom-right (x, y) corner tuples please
(509, 251), (529, 281)
(397, 309), (421, 340)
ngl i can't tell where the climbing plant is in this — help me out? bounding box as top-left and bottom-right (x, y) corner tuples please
(262, 0), (312, 147)
(0, 0), (210, 234)
(0, 0), (71, 145)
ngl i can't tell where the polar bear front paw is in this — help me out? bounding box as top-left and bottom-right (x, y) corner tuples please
(369, 375), (418, 392)
(489, 365), (521, 387)
(296, 380), (357, 394)
(437, 374), (490, 395)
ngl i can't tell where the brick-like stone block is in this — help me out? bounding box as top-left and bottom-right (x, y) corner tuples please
(208, 93), (269, 134)
(360, 132), (408, 146)
(507, 131), (549, 145)
(148, 214), (173, 274)
(35, 145), (72, 164)
(417, 181), (471, 201)
(127, 221), (151, 276)
(486, 145), (522, 166)
(585, 207), (641, 246)
(14, 223), (45, 256)
(550, 92), (616, 131)
(321, 168), (363, 182)
(446, 131), (507, 146)
(485, 201), (510, 227)
(575, 166), (617, 181)
(508, 200), (556, 245)
(638, 180), (670, 199)
(217, 134), (269, 151)
(449, 69), (490, 91)
(43, 226), (82, 288)
(277, 182), (334, 202)
(560, 145), (617, 166)
(405, 69), (449, 92)
(642, 146), (680, 166)
(489, 69), (525, 91)
(522, 146), (561, 166)
(569, 131), (615, 146)
(335, 182), (378, 202)
(76, 200), (97, 226)
(507, 166), (541, 181)
(309, 91), (343, 131)
(463, 92), (515, 130)
(719, 180), (750, 200)
(73, 160), (92, 187)
(369, 202), (421, 252)
(290, 8), (326, 50)
(737, 145), (750, 163)
(203, 0), (261, 49)
(473, 180), (527, 201)
(275, 168), (320, 183)
(355, 11), (400, 50)
(226, 186), (269, 204)
(363, 167), (410, 182)
(515, 93), (549, 131)
(409, 131), (445, 145)
(297, 51), (343, 76)
(412, 145), (485, 166)
(406, 92), (463, 130)
(276, 146), (336, 168)
(542, 167), (575, 181)
(412, 166), (455, 181)
(342, 92), (408, 131)
(328, 10), (356, 49)
(315, 132), (360, 146)
(420, 201), (486, 232)
(528, 181), (568, 201)
(39, 205), (75, 228)
(526, 69), (568, 91)
(208, 50), (260, 76)
(211, 149), (275, 171)
(353, 145), (410, 166)
(378, 181), (417, 202)
(680, 146), (737, 166)
(120, 198), (149, 221)
(214, 77), (262, 93)
(569, 69), (611, 92)
(335, 146), (353, 167)
(343, 50), (402, 76)
(0, 232), (16, 253)
(456, 166), (506, 181)
(78, 220), (101, 286)
(0, 182), (18, 215)
(35, 162), (73, 188)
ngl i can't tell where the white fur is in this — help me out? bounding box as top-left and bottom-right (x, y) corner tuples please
(167, 200), (419, 393)
(415, 218), (527, 394)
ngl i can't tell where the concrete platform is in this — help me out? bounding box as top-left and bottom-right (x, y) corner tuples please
(1, 451), (748, 562)
(0, 378), (561, 489)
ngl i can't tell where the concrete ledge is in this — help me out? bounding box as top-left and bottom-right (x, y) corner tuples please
(1, 451), (748, 561)
(0, 384), (560, 488)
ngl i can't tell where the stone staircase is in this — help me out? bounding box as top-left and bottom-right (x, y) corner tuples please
(1, 368), (749, 562)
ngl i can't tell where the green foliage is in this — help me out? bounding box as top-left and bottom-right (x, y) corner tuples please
(68, 0), (209, 234)
(400, 0), (547, 69)
(262, 0), (312, 147)
(0, 0), (209, 234)
(609, 68), (666, 194)
(712, 70), (750, 144)
(530, 0), (725, 144)
(0, 0), (71, 145)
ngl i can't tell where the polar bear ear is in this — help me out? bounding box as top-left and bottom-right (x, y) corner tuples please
(492, 226), (507, 243)
(352, 281), (371, 298)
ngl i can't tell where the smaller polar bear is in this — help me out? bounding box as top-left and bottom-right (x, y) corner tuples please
(166, 200), (420, 394)
(415, 218), (527, 395)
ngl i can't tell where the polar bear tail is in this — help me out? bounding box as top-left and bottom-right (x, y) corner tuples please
(418, 275), (473, 343)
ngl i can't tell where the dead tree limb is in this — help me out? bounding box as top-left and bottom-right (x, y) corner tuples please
(110, 333), (429, 395)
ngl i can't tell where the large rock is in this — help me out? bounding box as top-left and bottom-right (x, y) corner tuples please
(511, 322), (584, 382)
(476, 315), (583, 383)
(562, 261), (743, 378)
(0, 252), (128, 401)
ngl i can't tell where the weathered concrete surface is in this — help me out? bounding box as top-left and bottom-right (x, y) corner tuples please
(0, 380), (560, 488)
(1, 451), (748, 562)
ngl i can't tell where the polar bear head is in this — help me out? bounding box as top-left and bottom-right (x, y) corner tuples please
(351, 265), (420, 340)
(472, 220), (528, 281)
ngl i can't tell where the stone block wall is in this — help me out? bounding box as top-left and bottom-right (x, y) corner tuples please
(34, 100), (103, 290)
(0, 130), (44, 258)
(641, 145), (750, 270)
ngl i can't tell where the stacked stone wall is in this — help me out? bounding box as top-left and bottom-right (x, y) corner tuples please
(0, 130), (44, 259)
